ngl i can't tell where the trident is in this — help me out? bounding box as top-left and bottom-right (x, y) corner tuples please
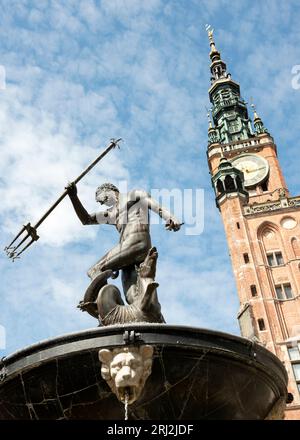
(4, 138), (122, 261)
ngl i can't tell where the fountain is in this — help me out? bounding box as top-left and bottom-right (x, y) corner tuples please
(0, 160), (288, 420)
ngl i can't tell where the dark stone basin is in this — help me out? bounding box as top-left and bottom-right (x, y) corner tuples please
(0, 324), (288, 419)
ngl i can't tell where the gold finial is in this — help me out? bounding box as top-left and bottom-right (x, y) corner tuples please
(206, 108), (213, 129)
(251, 102), (260, 120)
(206, 24), (214, 41)
(206, 24), (217, 53)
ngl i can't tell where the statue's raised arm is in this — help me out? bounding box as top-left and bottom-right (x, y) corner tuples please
(143, 192), (182, 232)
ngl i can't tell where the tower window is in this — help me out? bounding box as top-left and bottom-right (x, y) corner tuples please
(275, 283), (293, 300)
(216, 179), (224, 194)
(267, 251), (284, 266)
(243, 253), (250, 264)
(288, 345), (300, 396)
(250, 285), (257, 297)
(293, 363), (300, 381)
(288, 346), (300, 361)
(258, 319), (266, 331)
(237, 222), (240, 229)
(261, 181), (268, 192)
(224, 175), (235, 192)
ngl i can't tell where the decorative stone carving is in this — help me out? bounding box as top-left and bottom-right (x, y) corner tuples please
(99, 345), (154, 404)
(278, 188), (288, 199)
(244, 196), (300, 216)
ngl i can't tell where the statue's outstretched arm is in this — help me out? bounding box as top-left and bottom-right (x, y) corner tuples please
(144, 194), (182, 232)
(66, 182), (97, 225)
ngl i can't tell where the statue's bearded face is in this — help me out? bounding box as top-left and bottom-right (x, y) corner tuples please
(96, 189), (118, 207)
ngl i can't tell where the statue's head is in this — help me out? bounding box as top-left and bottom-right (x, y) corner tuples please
(98, 345), (154, 404)
(95, 183), (119, 207)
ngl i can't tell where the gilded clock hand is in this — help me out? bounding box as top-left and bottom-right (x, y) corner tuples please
(246, 166), (266, 173)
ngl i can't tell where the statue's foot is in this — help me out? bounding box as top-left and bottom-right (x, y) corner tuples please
(77, 300), (98, 317)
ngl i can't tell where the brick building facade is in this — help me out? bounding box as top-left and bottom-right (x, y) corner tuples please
(206, 29), (300, 419)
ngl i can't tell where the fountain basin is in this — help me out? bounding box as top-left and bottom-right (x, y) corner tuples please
(0, 324), (288, 419)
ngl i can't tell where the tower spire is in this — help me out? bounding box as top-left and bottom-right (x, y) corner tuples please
(206, 25), (228, 84)
(251, 103), (269, 135)
(206, 27), (254, 144)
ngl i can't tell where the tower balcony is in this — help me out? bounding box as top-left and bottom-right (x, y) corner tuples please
(207, 134), (275, 160)
(212, 98), (247, 118)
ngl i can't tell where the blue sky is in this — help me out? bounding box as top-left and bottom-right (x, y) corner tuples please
(1, 0), (300, 355)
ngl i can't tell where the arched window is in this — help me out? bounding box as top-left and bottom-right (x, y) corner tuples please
(235, 175), (243, 191)
(258, 223), (282, 264)
(216, 179), (224, 194)
(224, 175), (235, 192)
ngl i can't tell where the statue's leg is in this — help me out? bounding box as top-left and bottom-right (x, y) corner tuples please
(121, 265), (138, 304)
(87, 246), (121, 280)
(88, 239), (151, 280)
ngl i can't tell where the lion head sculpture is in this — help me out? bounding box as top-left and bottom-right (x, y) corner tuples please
(98, 345), (154, 404)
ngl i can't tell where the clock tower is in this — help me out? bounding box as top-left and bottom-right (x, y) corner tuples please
(206, 29), (300, 419)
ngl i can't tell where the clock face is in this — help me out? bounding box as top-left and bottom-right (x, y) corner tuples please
(231, 154), (269, 188)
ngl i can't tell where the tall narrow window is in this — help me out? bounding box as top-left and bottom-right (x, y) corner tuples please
(288, 345), (300, 396)
(267, 253), (275, 266)
(250, 285), (257, 297)
(236, 222), (240, 229)
(243, 253), (249, 264)
(275, 285), (285, 300)
(261, 181), (268, 192)
(293, 364), (300, 381)
(217, 179), (224, 194)
(283, 283), (293, 299)
(224, 175), (235, 192)
(258, 318), (266, 331)
(288, 342), (300, 393)
(275, 252), (284, 265)
(275, 283), (293, 300)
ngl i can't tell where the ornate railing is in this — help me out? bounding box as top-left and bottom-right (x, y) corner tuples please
(212, 98), (246, 116)
(221, 138), (261, 153)
(244, 195), (300, 216)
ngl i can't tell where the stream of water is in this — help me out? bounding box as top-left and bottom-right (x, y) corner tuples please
(124, 389), (129, 420)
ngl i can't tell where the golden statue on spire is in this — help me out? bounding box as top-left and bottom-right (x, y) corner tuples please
(206, 24), (214, 43)
(205, 24), (217, 53)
